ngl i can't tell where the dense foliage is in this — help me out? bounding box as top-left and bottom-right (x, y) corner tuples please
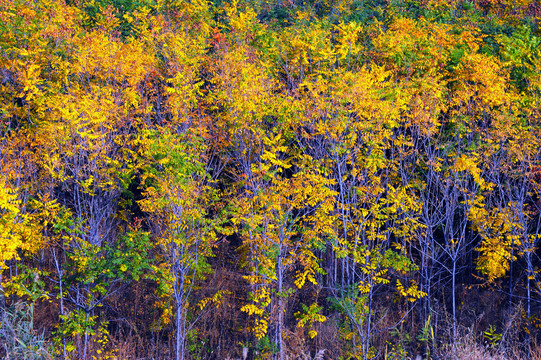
(1, 0), (541, 358)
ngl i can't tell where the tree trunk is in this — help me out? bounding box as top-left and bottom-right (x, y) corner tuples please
(276, 253), (285, 360)
(176, 302), (186, 360)
(452, 260), (457, 342)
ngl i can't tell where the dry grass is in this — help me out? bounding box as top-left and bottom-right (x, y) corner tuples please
(438, 337), (509, 360)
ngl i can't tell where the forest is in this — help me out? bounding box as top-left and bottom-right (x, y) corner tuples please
(0, 0), (541, 358)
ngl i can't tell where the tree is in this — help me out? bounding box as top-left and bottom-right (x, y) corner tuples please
(139, 126), (222, 360)
(233, 132), (335, 360)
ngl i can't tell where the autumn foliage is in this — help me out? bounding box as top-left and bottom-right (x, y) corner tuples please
(1, 0), (541, 358)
